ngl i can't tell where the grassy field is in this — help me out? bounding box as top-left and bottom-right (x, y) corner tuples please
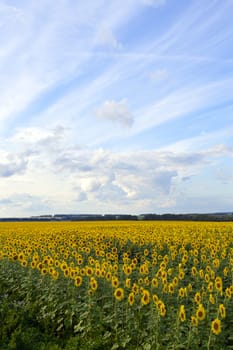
(0, 221), (233, 349)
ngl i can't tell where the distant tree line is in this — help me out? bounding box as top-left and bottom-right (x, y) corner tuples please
(0, 212), (233, 222)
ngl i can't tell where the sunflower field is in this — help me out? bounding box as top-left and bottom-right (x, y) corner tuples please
(0, 221), (233, 350)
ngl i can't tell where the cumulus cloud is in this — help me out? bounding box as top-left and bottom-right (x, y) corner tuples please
(1, 123), (232, 215)
(53, 147), (213, 206)
(0, 153), (27, 177)
(95, 99), (134, 127)
(74, 187), (87, 202)
(49, 143), (233, 212)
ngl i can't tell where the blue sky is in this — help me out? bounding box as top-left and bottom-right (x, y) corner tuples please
(0, 0), (233, 217)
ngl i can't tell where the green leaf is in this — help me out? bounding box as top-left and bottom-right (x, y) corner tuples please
(120, 335), (131, 348)
(56, 323), (64, 332)
(73, 320), (85, 333)
(102, 331), (111, 340)
(143, 343), (151, 350)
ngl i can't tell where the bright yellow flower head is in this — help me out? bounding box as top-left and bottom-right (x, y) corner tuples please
(196, 304), (206, 321)
(141, 289), (150, 306)
(114, 287), (124, 301)
(219, 304), (226, 319)
(128, 292), (135, 306)
(179, 305), (186, 322)
(211, 318), (221, 335)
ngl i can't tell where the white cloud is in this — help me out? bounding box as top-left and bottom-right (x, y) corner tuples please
(0, 151), (28, 177)
(52, 144), (230, 206)
(0, 136), (232, 215)
(95, 99), (134, 127)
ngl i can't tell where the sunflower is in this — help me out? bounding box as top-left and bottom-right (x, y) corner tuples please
(112, 276), (119, 288)
(95, 268), (101, 277)
(37, 262), (43, 271)
(138, 277), (143, 285)
(168, 283), (174, 294)
(211, 318), (221, 335)
(125, 278), (131, 289)
(54, 260), (60, 268)
(41, 267), (47, 275)
(124, 265), (132, 276)
(128, 292), (135, 306)
(173, 277), (178, 287)
(225, 287), (231, 299)
(52, 270), (59, 280)
(179, 305), (186, 322)
(209, 293), (215, 304)
(75, 276), (83, 287)
(86, 266), (93, 276)
(208, 282), (213, 292)
(106, 271), (112, 281)
(191, 266), (197, 277)
(88, 289), (94, 297)
(132, 283), (139, 295)
(219, 304), (226, 318)
(205, 273), (210, 283)
(165, 266), (171, 274)
(179, 287), (187, 298)
(30, 261), (36, 269)
(182, 254), (188, 264)
(60, 262), (67, 271)
(151, 278), (158, 288)
(215, 277), (223, 293)
(196, 304), (206, 321)
(114, 287), (124, 301)
(144, 248), (149, 256)
(63, 268), (69, 277)
(18, 253), (24, 261)
(141, 289), (150, 305)
(21, 260), (27, 267)
(159, 302), (166, 317)
(194, 292), (201, 304)
(152, 294), (159, 304)
(213, 258), (220, 268)
(188, 283), (192, 292)
(199, 269), (204, 279)
(191, 316), (198, 327)
(90, 277), (98, 291)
